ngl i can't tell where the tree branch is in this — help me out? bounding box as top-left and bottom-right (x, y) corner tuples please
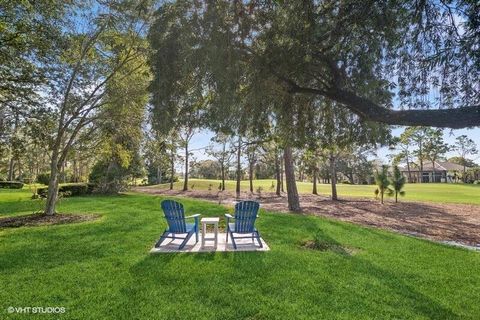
(285, 79), (480, 129)
(324, 87), (480, 129)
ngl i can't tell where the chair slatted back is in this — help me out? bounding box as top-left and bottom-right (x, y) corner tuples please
(161, 200), (186, 233)
(234, 201), (259, 233)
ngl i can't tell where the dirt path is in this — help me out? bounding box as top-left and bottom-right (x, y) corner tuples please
(134, 187), (480, 248)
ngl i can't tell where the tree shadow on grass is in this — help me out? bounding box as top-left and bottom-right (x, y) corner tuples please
(118, 228), (463, 320)
(299, 228), (461, 319)
(112, 251), (269, 319)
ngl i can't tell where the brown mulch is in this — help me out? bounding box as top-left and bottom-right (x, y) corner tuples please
(0, 213), (100, 228)
(134, 187), (480, 247)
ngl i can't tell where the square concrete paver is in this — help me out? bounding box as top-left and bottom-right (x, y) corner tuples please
(150, 232), (270, 253)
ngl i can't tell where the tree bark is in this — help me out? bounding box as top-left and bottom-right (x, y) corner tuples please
(221, 163), (225, 191)
(312, 168), (318, 195)
(418, 141), (424, 183)
(432, 160), (436, 183)
(284, 146), (300, 211)
(280, 156), (284, 192)
(275, 151), (281, 196)
(183, 142), (189, 191)
(45, 152), (61, 216)
(8, 158), (15, 181)
(73, 157), (78, 182)
(329, 154), (338, 201)
(236, 136), (241, 198)
(249, 162), (254, 193)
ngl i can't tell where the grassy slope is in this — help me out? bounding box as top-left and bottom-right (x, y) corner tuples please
(1, 189), (480, 319)
(149, 178), (480, 205)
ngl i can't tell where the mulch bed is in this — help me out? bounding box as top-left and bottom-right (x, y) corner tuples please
(134, 187), (480, 247)
(0, 213), (100, 228)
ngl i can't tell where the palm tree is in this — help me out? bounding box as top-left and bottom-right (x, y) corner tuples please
(390, 165), (406, 203)
(374, 165), (392, 204)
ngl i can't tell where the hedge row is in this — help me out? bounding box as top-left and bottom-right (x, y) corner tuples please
(37, 183), (95, 198)
(0, 181), (24, 189)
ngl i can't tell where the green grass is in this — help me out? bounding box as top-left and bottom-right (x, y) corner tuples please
(1, 189), (480, 319)
(149, 178), (480, 205)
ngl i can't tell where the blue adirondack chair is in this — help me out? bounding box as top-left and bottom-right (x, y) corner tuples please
(155, 200), (200, 250)
(225, 200), (262, 249)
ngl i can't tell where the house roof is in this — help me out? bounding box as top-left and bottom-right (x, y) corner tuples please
(400, 161), (466, 172)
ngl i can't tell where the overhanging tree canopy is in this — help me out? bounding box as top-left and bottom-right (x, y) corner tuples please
(150, 0), (479, 129)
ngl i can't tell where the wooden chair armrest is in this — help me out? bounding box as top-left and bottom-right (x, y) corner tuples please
(225, 214), (233, 219)
(185, 214), (201, 219)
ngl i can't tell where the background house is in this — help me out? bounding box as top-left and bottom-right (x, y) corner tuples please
(400, 161), (468, 183)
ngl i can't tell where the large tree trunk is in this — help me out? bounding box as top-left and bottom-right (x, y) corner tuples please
(329, 154), (338, 201)
(275, 151), (281, 196)
(45, 153), (61, 216)
(183, 142), (189, 191)
(312, 168), (318, 195)
(284, 146), (300, 211)
(236, 136), (241, 198)
(170, 150), (175, 190)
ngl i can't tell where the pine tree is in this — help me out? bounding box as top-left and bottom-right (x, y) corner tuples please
(390, 166), (406, 203)
(374, 165), (392, 204)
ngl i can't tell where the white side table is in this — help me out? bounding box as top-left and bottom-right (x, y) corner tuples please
(201, 217), (219, 249)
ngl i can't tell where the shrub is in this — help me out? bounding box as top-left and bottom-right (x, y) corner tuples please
(474, 180), (480, 185)
(341, 180), (352, 184)
(36, 183), (94, 198)
(0, 181), (24, 189)
(22, 178), (34, 184)
(36, 173), (50, 185)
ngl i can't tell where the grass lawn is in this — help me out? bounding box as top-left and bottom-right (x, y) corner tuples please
(149, 178), (480, 205)
(1, 188), (480, 319)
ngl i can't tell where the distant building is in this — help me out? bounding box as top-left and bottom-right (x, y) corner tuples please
(399, 161), (469, 183)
